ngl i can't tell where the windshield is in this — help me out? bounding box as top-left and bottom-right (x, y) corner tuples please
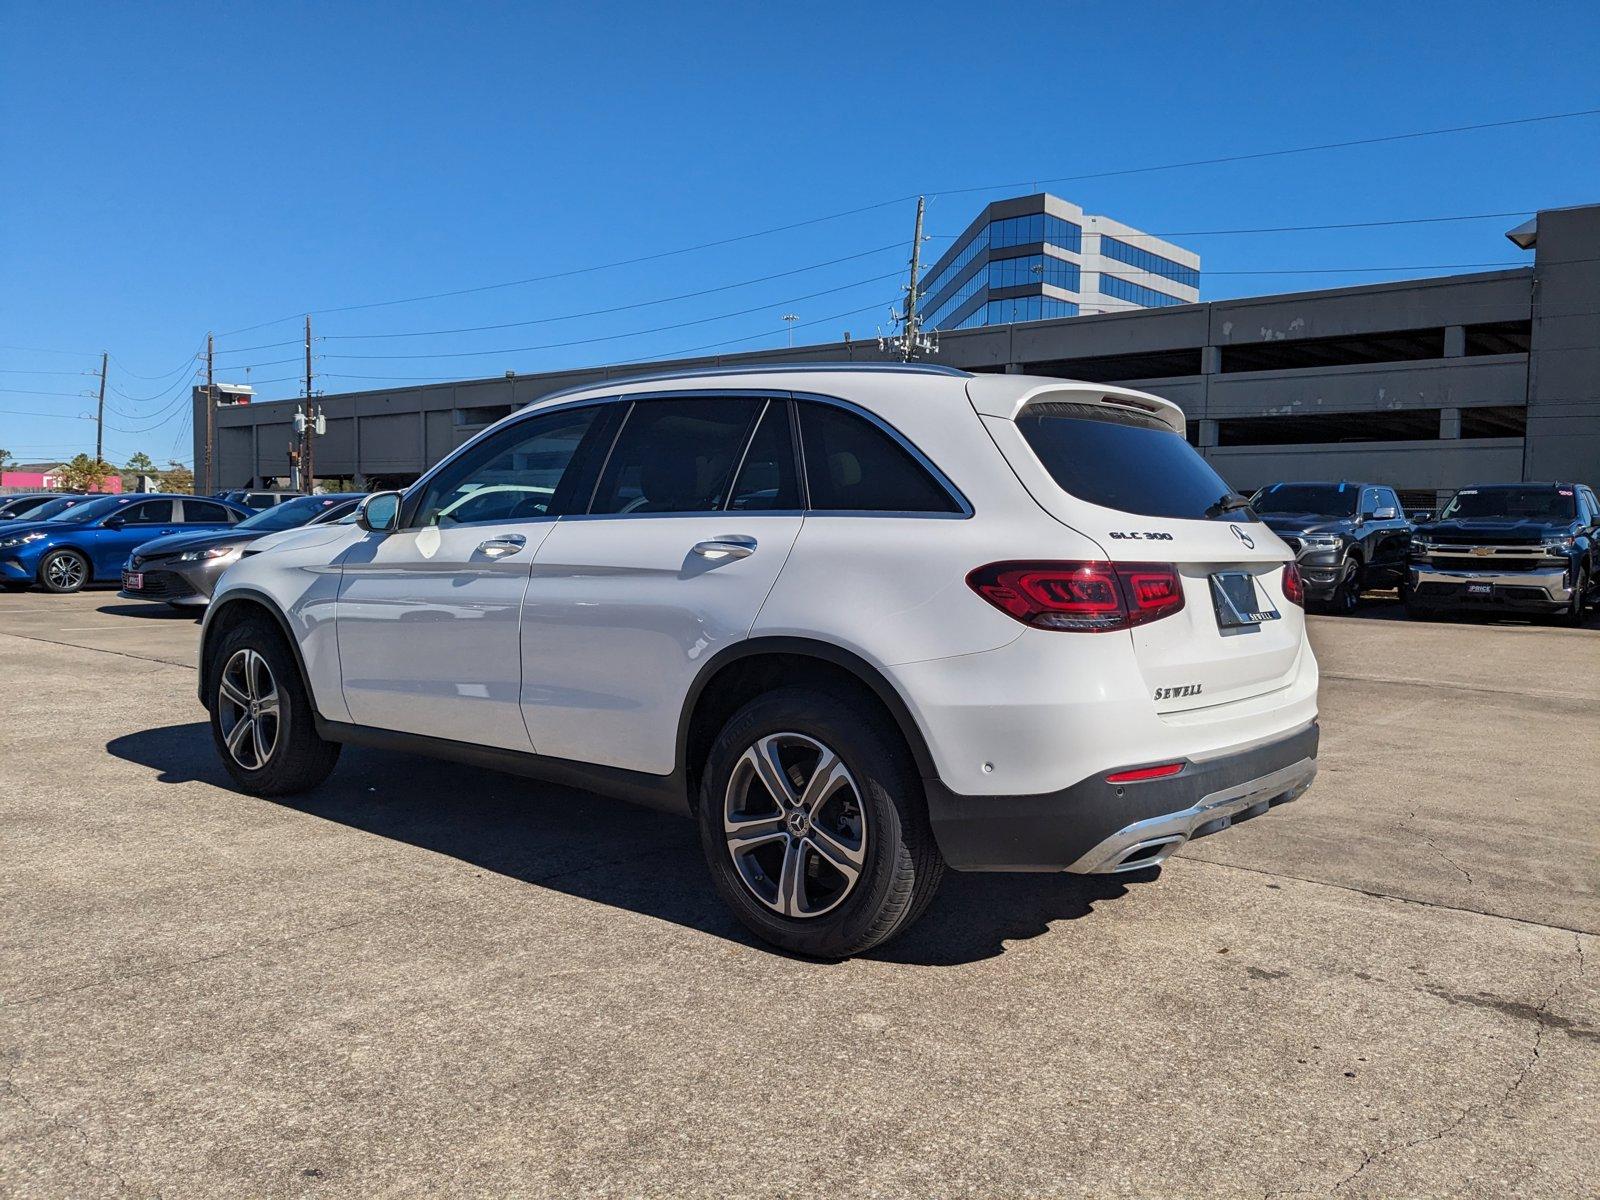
(236, 494), (342, 532)
(1250, 483), (1360, 518)
(51, 496), (125, 524)
(1439, 487), (1576, 521)
(0, 496), (49, 518)
(1016, 403), (1253, 521)
(33, 497), (90, 521)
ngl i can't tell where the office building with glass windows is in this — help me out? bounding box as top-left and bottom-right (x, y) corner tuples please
(916, 193), (1201, 330)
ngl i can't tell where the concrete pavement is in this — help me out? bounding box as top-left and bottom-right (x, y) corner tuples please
(1, 593), (1595, 1197)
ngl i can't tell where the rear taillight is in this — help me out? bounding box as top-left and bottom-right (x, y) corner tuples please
(966, 561), (1186, 632)
(1281, 562), (1305, 607)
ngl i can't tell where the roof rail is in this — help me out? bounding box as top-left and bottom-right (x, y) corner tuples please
(525, 361), (972, 406)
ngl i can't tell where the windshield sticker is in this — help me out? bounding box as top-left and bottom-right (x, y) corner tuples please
(1559, 489), (1574, 496)
(1458, 489), (1478, 495)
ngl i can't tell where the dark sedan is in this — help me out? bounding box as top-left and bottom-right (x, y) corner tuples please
(120, 493), (364, 607)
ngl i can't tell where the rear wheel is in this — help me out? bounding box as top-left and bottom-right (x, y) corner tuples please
(206, 617), (340, 795)
(38, 549), (90, 594)
(697, 687), (944, 958)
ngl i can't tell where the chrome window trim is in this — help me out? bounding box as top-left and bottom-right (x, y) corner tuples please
(401, 382), (975, 527)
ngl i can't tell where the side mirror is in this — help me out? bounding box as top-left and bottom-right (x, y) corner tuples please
(103, 516), (125, 530)
(1410, 510), (1435, 523)
(358, 490), (402, 534)
(1373, 506), (1398, 521)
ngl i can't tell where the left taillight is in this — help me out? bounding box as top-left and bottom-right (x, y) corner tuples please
(966, 560), (1186, 632)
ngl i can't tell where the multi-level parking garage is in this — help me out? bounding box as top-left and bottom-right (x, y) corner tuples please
(197, 202), (1599, 504)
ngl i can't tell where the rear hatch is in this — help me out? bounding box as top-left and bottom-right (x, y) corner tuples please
(969, 377), (1303, 715)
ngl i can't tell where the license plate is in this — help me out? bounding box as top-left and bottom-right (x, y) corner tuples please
(1210, 571), (1280, 629)
(124, 571), (143, 590)
(1466, 583), (1492, 596)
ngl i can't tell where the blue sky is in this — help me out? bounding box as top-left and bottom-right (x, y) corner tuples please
(3, 1), (1598, 467)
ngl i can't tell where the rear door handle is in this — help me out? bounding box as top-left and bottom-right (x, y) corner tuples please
(477, 534), (528, 559)
(691, 535), (757, 561)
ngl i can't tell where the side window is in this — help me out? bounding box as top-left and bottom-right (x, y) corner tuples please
(729, 401), (801, 511)
(797, 402), (960, 514)
(182, 500), (235, 524)
(1581, 488), (1598, 524)
(1359, 488), (1379, 517)
(412, 405), (602, 527)
(1381, 489), (1402, 516)
(123, 500), (173, 525)
(590, 396), (763, 515)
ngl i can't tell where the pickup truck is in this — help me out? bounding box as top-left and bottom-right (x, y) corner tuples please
(1406, 482), (1600, 625)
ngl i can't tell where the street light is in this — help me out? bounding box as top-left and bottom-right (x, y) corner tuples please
(781, 313), (799, 347)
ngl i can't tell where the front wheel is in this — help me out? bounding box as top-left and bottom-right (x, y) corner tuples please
(38, 549), (90, 594)
(1558, 566), (1591, 627)
(1329, 557), (1364, 614)
(206, 617), (340, 795)
(696, 687), (944, 958)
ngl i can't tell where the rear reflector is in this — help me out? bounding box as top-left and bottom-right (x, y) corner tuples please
(1106, 762), (1185, 783)
(966, 560), (1185, 632)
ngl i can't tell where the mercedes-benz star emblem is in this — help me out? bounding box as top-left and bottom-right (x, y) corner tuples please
(1230, 525), (1255, 550)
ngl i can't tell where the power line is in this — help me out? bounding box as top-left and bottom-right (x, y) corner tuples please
(322, 243), (907, 341)
(212, 105), (1599, 336)
(321, 271), (905, 361)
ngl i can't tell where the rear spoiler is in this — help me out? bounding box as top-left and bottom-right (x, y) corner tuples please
(965, 375), (1185, 436)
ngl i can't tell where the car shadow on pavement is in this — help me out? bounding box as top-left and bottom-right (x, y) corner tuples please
(107, 722), (1142, 967)
(95, 601), (201, 621)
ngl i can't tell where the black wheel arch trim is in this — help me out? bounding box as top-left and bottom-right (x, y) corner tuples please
(197, 588), (317, 710)
(673, 636), (939, 784)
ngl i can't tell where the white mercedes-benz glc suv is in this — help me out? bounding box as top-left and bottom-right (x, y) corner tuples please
(199, 364), (1318, 957)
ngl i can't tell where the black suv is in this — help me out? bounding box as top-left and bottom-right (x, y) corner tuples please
(1249, 481), (1413, 612)
(1406, 483), (1599, 624)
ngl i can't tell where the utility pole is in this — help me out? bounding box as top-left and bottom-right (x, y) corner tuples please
(302, 316), (315, 493)
(94, 351), (107, 464)
(204, 333), (216, 493)
(879, 196), (937, 361)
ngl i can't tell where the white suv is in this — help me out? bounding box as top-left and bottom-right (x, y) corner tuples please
(199, 365), (1319, 957)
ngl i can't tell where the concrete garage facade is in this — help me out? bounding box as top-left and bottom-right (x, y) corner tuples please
(197, 202), (1600, 500)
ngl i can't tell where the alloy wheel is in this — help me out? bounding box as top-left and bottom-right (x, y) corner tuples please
(217, 648), (281, 771)
(45, 553), (86, 591)
(723, 732), (867, 919)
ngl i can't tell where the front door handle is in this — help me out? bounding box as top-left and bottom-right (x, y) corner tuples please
(477, 534), (528, 559)
(691, 535), (757, 561)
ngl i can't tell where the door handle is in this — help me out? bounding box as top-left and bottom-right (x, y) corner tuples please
(691, 535), (757, 561)
(477, 534), (528, 559)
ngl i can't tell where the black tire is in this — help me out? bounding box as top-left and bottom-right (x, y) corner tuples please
(1329, 556), (1363, 615)
(696, 687), (944, 958)
(205, 616), (340, 796)
(37, 548), (90, 594)
(1558, 565), (1591, 627)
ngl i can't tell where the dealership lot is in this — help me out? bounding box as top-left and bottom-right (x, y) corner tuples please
(2, 593), (1596, 1197)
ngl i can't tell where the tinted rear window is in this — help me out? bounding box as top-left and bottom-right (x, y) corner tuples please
(1016, 402), (1247, 521)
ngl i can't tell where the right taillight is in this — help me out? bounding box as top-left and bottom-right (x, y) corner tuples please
(1281, 561), (1305, 607)
(966, 561), (1185, 632)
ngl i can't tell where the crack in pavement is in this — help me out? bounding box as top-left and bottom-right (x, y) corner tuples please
(1322, 931), (1590, 1195)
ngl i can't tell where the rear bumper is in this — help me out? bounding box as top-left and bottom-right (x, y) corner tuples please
(1408, 565), (1571, 612)
(926, 721), (1318, 872)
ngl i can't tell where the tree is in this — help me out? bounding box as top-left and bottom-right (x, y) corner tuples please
(53, 453), (117, 493)
(155, 459), (194, 493)
(0, 448), (13, 472)
(121, 451), (156, 491)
